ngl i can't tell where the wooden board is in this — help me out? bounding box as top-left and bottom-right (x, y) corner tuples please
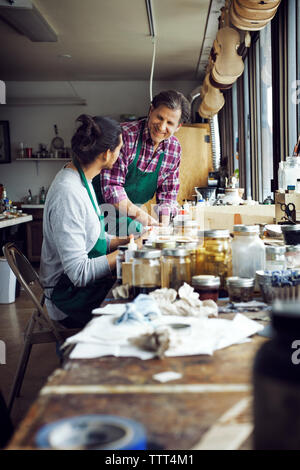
(143, 124), (212, 214)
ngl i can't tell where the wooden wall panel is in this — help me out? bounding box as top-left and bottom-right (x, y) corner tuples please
(143, 123), (212, 214)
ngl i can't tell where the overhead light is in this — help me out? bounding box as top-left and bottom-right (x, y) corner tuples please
(0, 0), (57, 42)
(145, 0), (156, 38)
(5, 97), (87, 106)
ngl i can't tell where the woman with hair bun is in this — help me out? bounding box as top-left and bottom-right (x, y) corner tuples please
(40, 114), (141, 328)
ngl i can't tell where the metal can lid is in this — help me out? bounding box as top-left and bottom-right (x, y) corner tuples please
(176, 241), (198, 250)
(198, 229), (230, 238)
(152, 239), (176, 249)
(226, 276), (255, 288)
(233, 225), (259, 233)
(286, 244), (300, 252)
(281, 224), (300, 232)
(266, 245), (286, 254)
(192, 275), (220, 288)
(133, 249), (161, 259)
(162, 248), (189, 257)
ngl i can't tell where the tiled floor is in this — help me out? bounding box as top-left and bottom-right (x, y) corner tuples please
(0, 285), (60, 430)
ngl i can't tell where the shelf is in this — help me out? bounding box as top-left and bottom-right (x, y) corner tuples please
(16, 158), (71, 161)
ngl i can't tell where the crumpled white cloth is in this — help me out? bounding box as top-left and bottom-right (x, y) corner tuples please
(66, 313), (264, 360)
(149, 283), (218, 318)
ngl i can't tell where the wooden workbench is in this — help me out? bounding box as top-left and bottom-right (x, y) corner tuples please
(6, 298), (268, 450)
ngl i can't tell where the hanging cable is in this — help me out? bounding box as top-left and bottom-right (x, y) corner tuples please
(149, 37), (157, 102)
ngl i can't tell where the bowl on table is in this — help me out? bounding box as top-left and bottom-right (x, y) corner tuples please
(256, 270), (300, 304)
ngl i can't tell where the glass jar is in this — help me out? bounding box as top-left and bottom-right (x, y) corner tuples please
(173, 220), (198, 239)
(232, 225), (265, 278)
(176, 241), (198, 277)
(226, 277), (255, 302)
(265, 246), (286, 271)
(283, 156), (300, 189)
(161, 248), (191, 290)
(285, 245), (300, 268)
(132, 249), (161, 297)
(196, 229), (232, 289)
(253, 301), (300, 450)
(192, 275), (220, 301)
(116, 245), (129, 281)
(281, 225), (300, 245)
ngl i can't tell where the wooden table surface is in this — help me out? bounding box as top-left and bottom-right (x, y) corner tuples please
(6, 294), (268, 450)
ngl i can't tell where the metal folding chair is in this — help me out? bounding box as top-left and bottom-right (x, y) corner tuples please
(2, 242), (78, 414)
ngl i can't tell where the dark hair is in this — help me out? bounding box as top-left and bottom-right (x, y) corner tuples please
(71, 114), (122, 165)
(151, 90), (191, 124)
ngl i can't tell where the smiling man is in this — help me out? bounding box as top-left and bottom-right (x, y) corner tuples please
(92, 90), (191, 235)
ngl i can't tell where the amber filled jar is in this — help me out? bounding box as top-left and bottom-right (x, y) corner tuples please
(192, 275), (220, 301)
(161, 248), (191, 290)
(132, 249), (161, 297)
(176, 240), (198, 277)
(196, 229), (232, 289)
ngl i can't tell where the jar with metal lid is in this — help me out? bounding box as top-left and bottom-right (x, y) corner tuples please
(152, 239), (176, 250)
(253, 301), (300, 450)
(173, 220), (198, 239)
(226, 277), (255, 302)
(161, 248), (191, 290)
(285, 245), (300, 268)
(196, 229), (232, 289)
(132, 249), (161, 297)
(176, 240), (198, 277)
(116, 245), (129, 281)
(265, 245), (286, 271)
(192, 275), (220, 301)
(232, 225), (265, 279)
(281, 225), (300, 245)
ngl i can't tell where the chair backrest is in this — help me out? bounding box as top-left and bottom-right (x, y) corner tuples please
(2, 242), (45, 315)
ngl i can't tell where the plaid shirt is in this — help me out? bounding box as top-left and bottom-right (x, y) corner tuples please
(100, 118), (181, 215)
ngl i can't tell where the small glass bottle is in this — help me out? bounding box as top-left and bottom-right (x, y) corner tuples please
(253, 301), (300, 450)
(116, 245), (129, 281)
(132, 249), (161, 297)
(161, 248), (191, 290)
(191, 275), (220, 301)
(285, 245), (300, 268)
(232, 225), (265, 278)
(265, 246), (286, 271)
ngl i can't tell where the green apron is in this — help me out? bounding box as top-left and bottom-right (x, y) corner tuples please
(51, 161), (114, 324)
(92, 122), (165, 236)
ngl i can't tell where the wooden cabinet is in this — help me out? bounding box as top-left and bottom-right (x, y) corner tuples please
(25, 208), (43, 262)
